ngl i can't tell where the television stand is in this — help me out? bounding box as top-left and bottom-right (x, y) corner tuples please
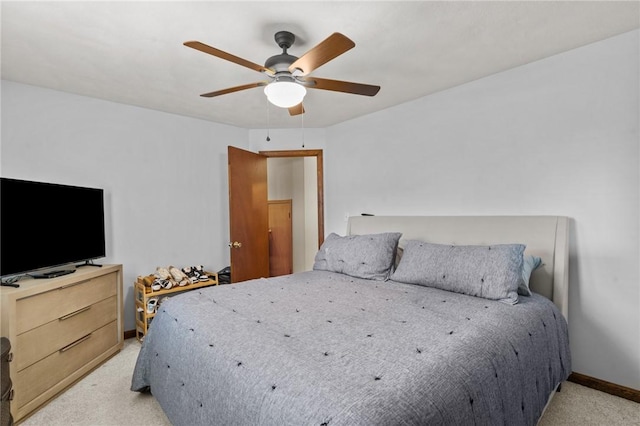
(77, 260), (103, 268)
(30, 269), (76, 279)
(1, 282), (20, 288)
(1, 264), (123, 422)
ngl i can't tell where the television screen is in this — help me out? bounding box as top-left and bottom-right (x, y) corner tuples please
(0, 178), (106, 278)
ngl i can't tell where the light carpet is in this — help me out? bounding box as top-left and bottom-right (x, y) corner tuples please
(20, 339), (639, 425)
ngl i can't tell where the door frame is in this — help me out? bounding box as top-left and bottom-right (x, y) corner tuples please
(258, 149), (324, 248)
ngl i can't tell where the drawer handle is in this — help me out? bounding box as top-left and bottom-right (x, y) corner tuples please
(60, 334), (92, 353)
(22, 278), (90, 299)
(60, 279), (90, 290)
(59, 306), (91, 321)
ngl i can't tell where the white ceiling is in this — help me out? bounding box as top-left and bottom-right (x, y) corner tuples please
(2, 1), (638, 129)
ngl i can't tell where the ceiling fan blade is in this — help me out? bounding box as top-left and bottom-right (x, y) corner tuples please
(305, 77), (380, 96)
(288, 103), (305, 116)
(288, 33), (355, 76)
(184, 41), (274, 75)
(200, 82), (267, 98)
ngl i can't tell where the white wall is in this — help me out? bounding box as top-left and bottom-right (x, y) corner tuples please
(1, 81), (248, 331)
(325, 30), (639, 390)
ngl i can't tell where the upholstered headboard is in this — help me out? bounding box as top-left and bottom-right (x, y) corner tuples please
(347, 216), (569, 320)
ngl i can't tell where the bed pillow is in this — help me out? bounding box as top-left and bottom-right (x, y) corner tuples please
(391, 241), (524, 304)
(395, 245), (404, 269)
(518, 255), (543, 296)
(313, 232), (402, 281)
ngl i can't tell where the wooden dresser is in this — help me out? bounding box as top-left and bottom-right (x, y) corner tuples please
(0, 264), (123, 423)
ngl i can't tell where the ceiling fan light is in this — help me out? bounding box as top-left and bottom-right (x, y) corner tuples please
(264, 81), (306, 108)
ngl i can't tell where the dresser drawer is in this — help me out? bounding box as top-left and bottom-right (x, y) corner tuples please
(16, 296), (117, 371)
(16, 272), (116, 334)
(15, 320), (118, 409)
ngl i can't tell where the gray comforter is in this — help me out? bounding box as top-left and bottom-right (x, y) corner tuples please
(131, 270), (571, 426)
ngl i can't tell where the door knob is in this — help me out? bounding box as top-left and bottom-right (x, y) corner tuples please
(229, 241), (242, 249)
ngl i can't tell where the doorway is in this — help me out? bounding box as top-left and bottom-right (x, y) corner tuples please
(260, 149), (324, 272)
(227, 147), (324, 282)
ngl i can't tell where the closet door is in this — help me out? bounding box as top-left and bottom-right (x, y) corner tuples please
(268, 200), (292, 277)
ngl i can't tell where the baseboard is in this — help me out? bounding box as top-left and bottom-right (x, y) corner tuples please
(569, 372), (640, 403)
(124, 329), (137, 340)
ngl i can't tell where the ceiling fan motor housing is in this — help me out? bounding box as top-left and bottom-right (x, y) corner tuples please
(265, 53), (298, 73)
(265, 31), (299, 73)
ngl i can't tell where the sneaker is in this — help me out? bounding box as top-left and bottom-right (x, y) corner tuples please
(169, 266), (189, 286)
(154, 267), (171, 281)
(151, 278), (163, 292)
(194, 265), (210, 282)
(182, 266), (199, 284)
(147, 297), (159, 314)
(155, 267), (177, 288)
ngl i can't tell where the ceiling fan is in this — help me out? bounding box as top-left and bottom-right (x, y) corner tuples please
(184, 31), (380, 116)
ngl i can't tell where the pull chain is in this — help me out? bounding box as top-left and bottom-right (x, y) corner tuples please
(266, 98), (271, 142)
(301, 104), (305, 148)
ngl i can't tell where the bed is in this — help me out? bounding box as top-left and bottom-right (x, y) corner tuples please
(131, 215), (571, 425)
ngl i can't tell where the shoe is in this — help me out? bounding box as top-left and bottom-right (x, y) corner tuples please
(155, 267), (176, 288)
(141, 274), (155, 288)
(181, 266), (199, 284)
(154, 267), (171, 280)
(169, 266), (190, 286)
(147, 297), (159, 314)
(151, 278), (163, 292)
(194, 265), (210, 282)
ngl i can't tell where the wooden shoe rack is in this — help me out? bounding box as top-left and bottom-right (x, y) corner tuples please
(134, 272), (218, 342)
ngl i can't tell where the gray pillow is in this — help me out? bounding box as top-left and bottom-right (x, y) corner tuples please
(313, 232), (402, 281)
(390, 241), (524, 304)
(518, 255), (543, 296)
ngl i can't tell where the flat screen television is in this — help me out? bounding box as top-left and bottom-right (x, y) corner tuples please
(1, 177), (106, 279)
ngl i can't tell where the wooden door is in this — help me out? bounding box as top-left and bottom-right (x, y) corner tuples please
(227, 146), (269, 283)
(268, 200), (293, 276)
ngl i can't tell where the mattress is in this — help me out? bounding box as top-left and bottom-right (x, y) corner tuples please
(131, 270), (571, 425)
